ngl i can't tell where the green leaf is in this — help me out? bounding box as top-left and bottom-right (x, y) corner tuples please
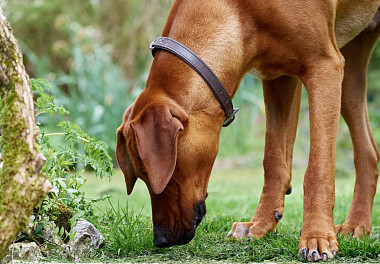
(32, 223), (44, 235)
(55, 226), (60, 236)
(56, 178), (67, 189)
(31, 78), (69, 116)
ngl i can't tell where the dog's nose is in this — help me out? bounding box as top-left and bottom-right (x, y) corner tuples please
(153, 225), (196, 247)
(195, 201), (206, 227)
(153, 227), (171, 248)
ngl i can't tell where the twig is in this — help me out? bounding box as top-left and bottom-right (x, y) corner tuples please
(44, 133), (90, 143)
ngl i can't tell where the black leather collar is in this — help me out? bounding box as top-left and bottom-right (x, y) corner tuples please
(150, 37), (238, 127)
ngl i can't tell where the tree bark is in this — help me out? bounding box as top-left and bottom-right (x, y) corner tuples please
(0, 7), (50, 259)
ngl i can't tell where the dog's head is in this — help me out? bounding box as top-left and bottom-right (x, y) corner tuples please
(116, 90), (222, 247)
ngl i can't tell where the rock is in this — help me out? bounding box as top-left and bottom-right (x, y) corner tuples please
(1, 242), (42, 264)
(41, 221), (74, 259)
(43, 221), (64, 245)
(67, 220), (104, 257)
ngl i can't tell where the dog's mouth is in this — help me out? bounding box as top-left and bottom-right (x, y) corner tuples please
(153, 200), (206, 248)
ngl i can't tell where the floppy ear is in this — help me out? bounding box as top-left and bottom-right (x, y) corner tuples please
(116, 104), (137, 195)
(131, 103), (187, 194)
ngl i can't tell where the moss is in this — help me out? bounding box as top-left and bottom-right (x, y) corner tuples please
(0, 86), (30, 189)
(0, 17), (43, 235)
(53, 200), (73, 243)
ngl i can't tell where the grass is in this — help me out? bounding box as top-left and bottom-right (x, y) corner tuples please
(79, 164), (380, 263)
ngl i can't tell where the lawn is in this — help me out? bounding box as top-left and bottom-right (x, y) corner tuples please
(81, 163), (380, 263)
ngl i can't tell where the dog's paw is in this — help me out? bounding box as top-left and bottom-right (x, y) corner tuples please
(335, 223), (370, 238)
(227, 221), (274, 239)
(298, 233), (338, 261)
(227, 222), (253, 239)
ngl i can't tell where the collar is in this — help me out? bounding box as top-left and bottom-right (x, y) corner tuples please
(150, 37), (238, 127)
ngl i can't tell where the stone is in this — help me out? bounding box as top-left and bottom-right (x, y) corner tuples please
(43, 221), (63, 246)
(1, 242), (42, 263)
(67, 220), (104, 257)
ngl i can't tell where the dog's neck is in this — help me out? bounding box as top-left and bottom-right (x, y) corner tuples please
(164, 0), (245, 80)
(145, 0), (246, 118)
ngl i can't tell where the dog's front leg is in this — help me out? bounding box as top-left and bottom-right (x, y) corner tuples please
(228, 76), (301, 239)
(299, 54), (345, 261)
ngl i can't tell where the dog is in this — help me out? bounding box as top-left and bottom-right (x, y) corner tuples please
(116, 0), (380, 261)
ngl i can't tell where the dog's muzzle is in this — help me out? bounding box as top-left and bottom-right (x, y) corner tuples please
(153, 201), (206, 248)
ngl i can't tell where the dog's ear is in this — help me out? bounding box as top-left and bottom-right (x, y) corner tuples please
(131, 103), (188, 194)
(116, 104), (137, 195)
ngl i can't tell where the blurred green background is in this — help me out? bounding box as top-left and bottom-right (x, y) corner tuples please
(2, 0), (380, 205)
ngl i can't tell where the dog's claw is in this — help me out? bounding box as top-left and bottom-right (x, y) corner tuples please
(300, 248), (307, 259)
(312, 251), (318, 261)
(322, 253), (328, 261)
(286, 186), (292, 195)
(274, 211), (283, 222)
(332, 250), (337, 256)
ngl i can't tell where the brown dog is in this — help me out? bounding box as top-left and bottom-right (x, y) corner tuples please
(116, 0), (380, 261)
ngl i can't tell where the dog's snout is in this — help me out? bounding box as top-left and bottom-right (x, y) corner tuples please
(153, 201), (206, 247)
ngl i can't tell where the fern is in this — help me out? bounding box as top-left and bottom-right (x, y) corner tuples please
(57, 121), (113, 179)
(31, 78), (69, 117)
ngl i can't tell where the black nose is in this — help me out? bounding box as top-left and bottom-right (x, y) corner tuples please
(195, 201), (206, 227)
(153, 227), (171, 248)
(153, 226), (195, 248)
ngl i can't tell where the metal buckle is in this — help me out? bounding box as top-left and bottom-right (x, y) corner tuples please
(223, 108), (239, 127)
(150, 40), (157, 57)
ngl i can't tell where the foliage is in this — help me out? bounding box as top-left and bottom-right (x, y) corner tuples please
(32, 78), (68, 116)
(15, 23), (137, 159)
(2, 0), (173, 81)
(18, 79), (113, 251)
(48, 37), (134, 158)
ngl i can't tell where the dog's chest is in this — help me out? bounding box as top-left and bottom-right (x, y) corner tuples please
(248, 67), (282, 81)
(249, 68), (268, 79)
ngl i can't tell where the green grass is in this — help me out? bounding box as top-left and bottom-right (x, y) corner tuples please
(79, 165), (380, 263)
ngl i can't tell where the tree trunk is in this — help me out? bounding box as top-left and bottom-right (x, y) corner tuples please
(0, 7), (50, 259)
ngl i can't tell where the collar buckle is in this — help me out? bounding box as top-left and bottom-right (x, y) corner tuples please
(223, 108), (239, 127)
